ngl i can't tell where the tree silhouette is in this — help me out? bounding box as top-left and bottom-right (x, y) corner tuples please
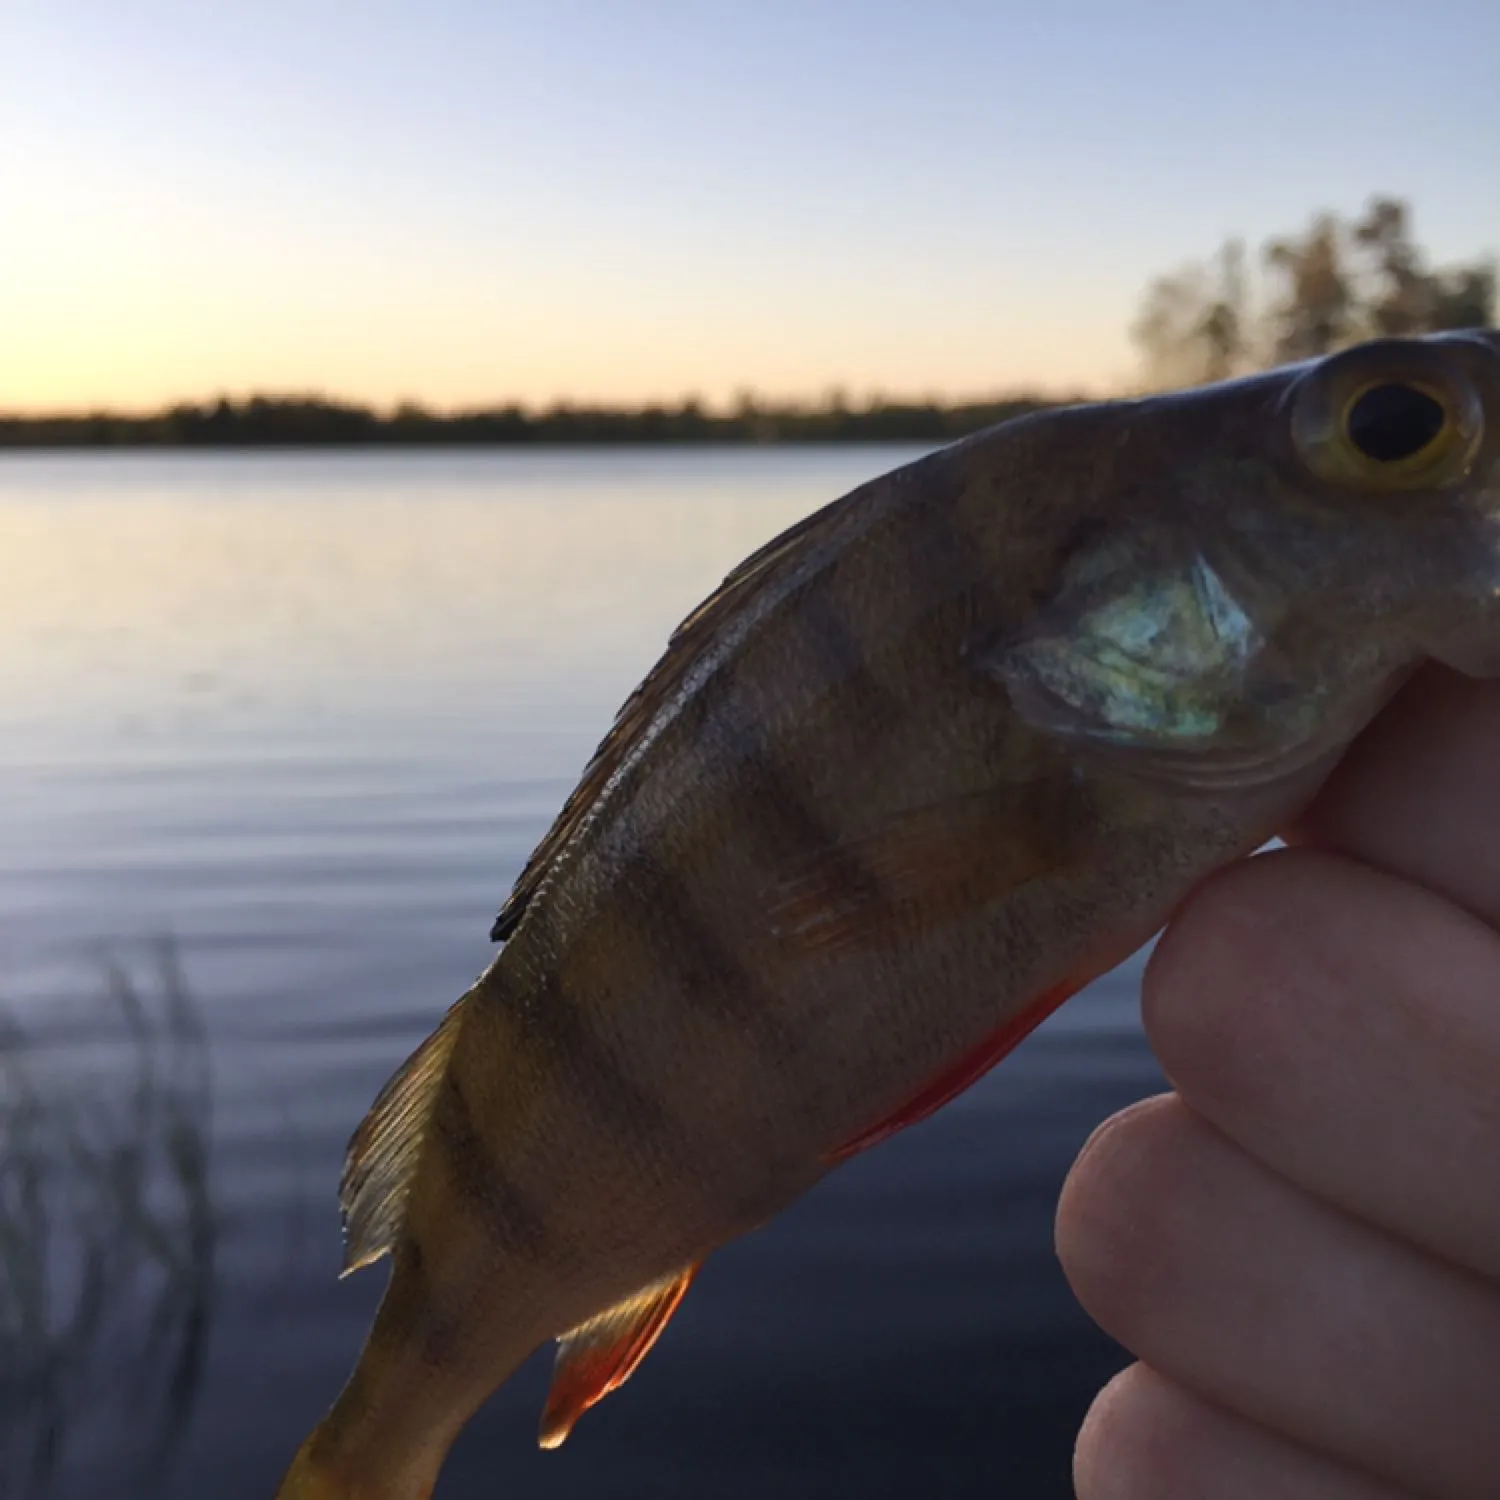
(1265, 213), (1358, 361)
(1132, 240), (1256, 390)
(1132, 195), (1495, 390)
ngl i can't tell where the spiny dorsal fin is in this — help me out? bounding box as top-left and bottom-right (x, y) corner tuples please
(338, 994), (470, 1276)
(489, 485), (869, 945)
(538, 1263), (701, 1449)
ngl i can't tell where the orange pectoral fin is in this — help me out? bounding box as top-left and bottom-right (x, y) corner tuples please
(538, 1263), (700, 1450)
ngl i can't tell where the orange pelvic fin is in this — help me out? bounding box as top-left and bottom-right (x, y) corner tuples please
(827, 919), (1159, 1164)
(538, 1263), (701, 1450)
(827, 979), (1081, 1163)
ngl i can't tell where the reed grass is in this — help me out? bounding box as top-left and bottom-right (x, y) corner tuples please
(0, 940), (216, 1498)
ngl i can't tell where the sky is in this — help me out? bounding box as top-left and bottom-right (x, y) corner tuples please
(2, 0), (1497, 412)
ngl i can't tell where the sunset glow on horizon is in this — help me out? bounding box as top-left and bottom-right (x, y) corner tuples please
(3, 0), (1497, 414)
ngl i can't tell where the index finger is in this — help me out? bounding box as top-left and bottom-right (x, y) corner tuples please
(1135, 661), (1500, 1282)
(1287, 663), (1500, 925)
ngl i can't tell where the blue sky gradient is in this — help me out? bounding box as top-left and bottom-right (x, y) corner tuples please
(3, 0), (1496, 408)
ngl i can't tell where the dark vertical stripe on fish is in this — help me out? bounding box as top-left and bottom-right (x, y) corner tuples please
(522, 966), (680, 1150)
(398, 1232), (471, 1373)
(612, 846), (797, 1062)
(354, 1232), (469, 1389)
(430, 1071), (548, 1259)
(790, 573), (905, 738)
(654, 652), (882, 939)
(368, 1233), (427, 1349)
(906, 486), (1000, 638)
(731, 709), (883, 923)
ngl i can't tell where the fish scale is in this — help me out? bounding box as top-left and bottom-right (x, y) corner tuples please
(278, 331), (1500, 1500)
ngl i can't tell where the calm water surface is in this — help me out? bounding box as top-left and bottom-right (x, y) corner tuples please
(0, 449), (1164, 1500)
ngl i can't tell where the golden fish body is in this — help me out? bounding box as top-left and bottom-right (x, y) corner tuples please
(278, 331), (1500, 1499)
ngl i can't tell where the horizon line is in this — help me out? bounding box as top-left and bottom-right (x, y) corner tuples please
(0, 383), (1103, 423)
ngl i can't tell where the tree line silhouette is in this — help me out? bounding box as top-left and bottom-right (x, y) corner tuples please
(0, 394), (1053, 449)
(2, 194), (1492, 448)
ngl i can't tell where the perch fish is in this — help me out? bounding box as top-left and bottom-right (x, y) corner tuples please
(278, 331), (1500, 1499)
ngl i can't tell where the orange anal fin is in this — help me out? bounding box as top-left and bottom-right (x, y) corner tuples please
(538, 1263), (700, 1450)
(827, 980), (1080, 1164)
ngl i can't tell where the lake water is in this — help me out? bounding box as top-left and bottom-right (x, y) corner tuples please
(0, 449), (1164, 1500)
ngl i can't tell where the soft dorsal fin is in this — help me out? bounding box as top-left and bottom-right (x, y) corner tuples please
(537, 1263), (701, 1449)
(339, 994), (469, 1276)
(489, 488), (865, 944)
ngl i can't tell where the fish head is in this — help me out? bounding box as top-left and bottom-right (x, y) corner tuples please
(965, 329), (1500, 784)
(1238, 327), (1500, 673)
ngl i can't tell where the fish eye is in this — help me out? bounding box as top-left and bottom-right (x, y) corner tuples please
(1289, 346), (1484, 491)
(1345, 382), (1447, 463)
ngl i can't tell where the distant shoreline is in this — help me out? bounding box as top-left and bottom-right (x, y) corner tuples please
(0, 394), (1066, 449)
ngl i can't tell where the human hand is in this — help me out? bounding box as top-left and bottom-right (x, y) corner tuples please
(1056, 666), (1500, 1500)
